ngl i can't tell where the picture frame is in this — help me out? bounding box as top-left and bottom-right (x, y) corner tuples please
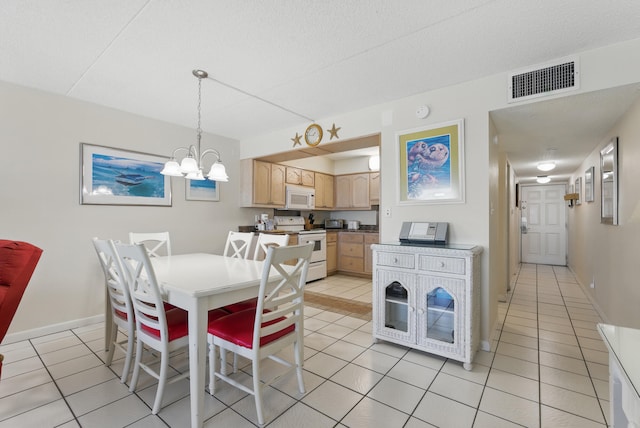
(575, 177), (582, 205)
(600, 137), (618, 225)
(186, 178), (219, 201)
(80, 143), (171, 206)
(397, 119), (465, 204)
(584, 166), (594, 202)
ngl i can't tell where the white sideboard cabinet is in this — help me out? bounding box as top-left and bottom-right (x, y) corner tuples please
(372, 243), (482, 370)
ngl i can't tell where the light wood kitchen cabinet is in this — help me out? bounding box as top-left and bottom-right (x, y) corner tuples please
(240, 159), (286, 207)
(326, 232), (338, 274)
(314, 172), (334, 209)
(337, 232), (378, 277)
(335, 173), (370, 209)
(285, 167), (315, 187)
(369, 172), (380, 205)
(364, 234), (379, 274)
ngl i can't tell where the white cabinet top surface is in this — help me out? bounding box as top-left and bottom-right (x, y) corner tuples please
(598, 323), (640, 397)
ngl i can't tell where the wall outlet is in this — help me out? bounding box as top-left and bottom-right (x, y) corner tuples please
(384, 207), (392, 218)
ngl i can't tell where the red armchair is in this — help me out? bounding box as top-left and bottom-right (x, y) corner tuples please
(0, 240), (43, 379)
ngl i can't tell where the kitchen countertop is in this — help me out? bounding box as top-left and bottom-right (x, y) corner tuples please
(239, 226), (379, 234)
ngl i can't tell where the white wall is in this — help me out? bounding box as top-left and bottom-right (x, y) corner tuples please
(240, 36), (640, 347)
(0, 81), (265, 339)
(567, 96), (640, 328)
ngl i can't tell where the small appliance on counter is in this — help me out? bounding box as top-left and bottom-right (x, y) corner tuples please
(347, 220), (361, 230)
(324, 219), (344, 229)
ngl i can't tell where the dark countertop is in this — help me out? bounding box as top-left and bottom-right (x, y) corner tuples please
(239, 225), (379, 234)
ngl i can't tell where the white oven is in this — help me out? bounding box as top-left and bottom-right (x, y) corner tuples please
(273, 216), (327, 282)
(298, 230), (327, 282)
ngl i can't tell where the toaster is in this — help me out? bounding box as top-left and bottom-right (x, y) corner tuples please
(324, 219), (344, 229)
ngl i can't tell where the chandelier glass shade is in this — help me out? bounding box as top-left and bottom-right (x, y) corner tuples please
(161, 70), (229, 182)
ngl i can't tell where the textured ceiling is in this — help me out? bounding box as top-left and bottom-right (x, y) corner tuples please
(2, 0), (640, 180)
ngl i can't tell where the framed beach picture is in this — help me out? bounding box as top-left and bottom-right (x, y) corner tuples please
(186, 178), (219, 201)
(80, 143), (171, 206)
(397, 119), (465, 204)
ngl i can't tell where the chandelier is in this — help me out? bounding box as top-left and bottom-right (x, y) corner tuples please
(161, 70), (229, 181)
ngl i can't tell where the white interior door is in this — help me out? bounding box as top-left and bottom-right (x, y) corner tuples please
(520, 184), (566, 265)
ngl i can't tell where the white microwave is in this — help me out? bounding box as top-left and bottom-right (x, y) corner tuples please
(285, 185), (315, 210)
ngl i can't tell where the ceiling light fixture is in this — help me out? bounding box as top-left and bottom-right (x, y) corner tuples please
(536, 175), (551, 184)
(537, 161), (556, 172)
(161, 70), (229, 181)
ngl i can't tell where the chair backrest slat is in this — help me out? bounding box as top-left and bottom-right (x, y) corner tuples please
(223, 231), (254, 259)
(253, 233), (289, 261)
(253, 243), (313, 346)
(129, 232), (171, 258)
(92, 238), (134, 322)
(115, 242), (168, 342)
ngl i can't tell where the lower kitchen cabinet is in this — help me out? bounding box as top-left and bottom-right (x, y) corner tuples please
(372, 243), (482, 370)
(326, 232), (337, 274)
(337, 232), (379, 277)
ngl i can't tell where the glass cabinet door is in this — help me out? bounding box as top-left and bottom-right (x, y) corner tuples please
(384, 281), (408, 332)
(426, 287), (454, 343)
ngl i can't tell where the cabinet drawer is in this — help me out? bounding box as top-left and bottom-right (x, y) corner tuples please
(339, 233), (364, 243)
(326, 232), (337, 243)
(339, 256), (364, 272)
(340, 243), (363, 257)
(376, 252), (415, 269)
(418, 256), (465, 275)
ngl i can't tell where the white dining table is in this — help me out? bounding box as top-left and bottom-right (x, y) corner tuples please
(150, 253), (282, 428)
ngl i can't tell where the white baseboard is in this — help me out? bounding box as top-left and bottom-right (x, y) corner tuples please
(3, 315), (105, 345)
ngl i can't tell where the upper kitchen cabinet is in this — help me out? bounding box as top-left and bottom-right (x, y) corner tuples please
(286, 167), (314, 187)
(369, 172), (380, 205)
(240, 159), (286, 207)
(314, 172), (334, 210)
(335, 173), (370, 209)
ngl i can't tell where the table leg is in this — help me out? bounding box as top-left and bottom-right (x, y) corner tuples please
(188, 299), (208, 428)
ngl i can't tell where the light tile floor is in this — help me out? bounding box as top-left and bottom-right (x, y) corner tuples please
(0, 265), (610, 427)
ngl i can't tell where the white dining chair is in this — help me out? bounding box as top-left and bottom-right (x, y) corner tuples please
(92, 238), (135, 383)
(129, 232), (171, 258)
(114, 242), (229, 414)
(252, 233), (289, 261)
(223, 231), (254, 259)
(207, 243), (314, 425)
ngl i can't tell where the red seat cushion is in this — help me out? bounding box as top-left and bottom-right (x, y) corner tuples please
(222, 297), (258, 313)
(141, 308), (189, 341)
(208, 308), (294, 349)
(140, 308), (229, 341)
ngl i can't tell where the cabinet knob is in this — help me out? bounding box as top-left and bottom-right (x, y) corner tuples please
(439, 261), (445, 267)
(408, 306), (414, 312)
(418, 309), (424, 315)
(394, 258), (398, 264)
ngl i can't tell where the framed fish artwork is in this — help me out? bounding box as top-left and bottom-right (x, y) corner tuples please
(80, 143), (171, 206)
(397, 119), (465, 204)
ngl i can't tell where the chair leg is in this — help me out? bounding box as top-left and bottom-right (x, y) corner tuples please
(129, 338), (144, 392)
(252, 358), (265, 425)
(220, 345), (228, 376)
(208, 340), (217, 395)
(152, 351), (169, 414)
(104, 322), (118, 366)
(294, 334), (305, 394)
(120, 332), (135, 383)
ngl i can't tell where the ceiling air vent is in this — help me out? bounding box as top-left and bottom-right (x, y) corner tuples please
(508, 56), (579, 103)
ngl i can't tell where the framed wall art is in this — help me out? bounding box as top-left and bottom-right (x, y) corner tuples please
(397, 119), (465, 204)
(600, 137), (618, 225)
(80, 143), (171, 206)
(575, 177), (582, 205)
(584, 166), (594, 202)
(186, 178), (219, 201)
